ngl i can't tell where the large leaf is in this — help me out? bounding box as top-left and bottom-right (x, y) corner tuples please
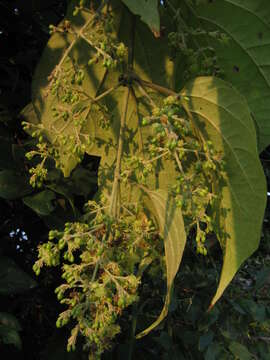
(32, 0), (176, 177)
(136, 189), (186, 338)
(0, 256), (37, 295)
(197, 0), (270, 152)
(121, 0), (160, 35)
(180, 76), (266, 306)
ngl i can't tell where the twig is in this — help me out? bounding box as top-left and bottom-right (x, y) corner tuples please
(109, 87), (130, 217)
(135, 78), (177, 97)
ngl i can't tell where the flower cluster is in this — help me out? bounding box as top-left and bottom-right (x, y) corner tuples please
(141, 95), (225, 255)
(33, 199), (159, 357)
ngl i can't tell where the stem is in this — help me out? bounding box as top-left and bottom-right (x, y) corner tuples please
(136, 82), (157, 108)
(93, 84), (119, 102)
(174, 151), (184, 173)
(128, 303), (138, 360)
(136, 78), (177, 97)
(146, 150), (170, 164)
(48, 4), (104, 88)
(109, 86), (130, 217)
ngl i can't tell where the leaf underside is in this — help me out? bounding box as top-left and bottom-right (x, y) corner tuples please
(181, 76), (266, 306)
(198, 0), (270, 152)
(121, 0), (160, 35)
(136, 189), (186, 338)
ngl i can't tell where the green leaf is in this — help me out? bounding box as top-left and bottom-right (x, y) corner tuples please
(181, 76), (267, 307)
(136, 189), (186, 338)
(229, 342), (252, 360)
(0, 256), (37, 295)
(0, 170), (32, 200)
(23, 190), (56, 216)
(0, 324), (22, 349)
(121, 0), (160, 35)
(255, 267), (270, 290)
(199, 331), (214, 351)
(204, 343), (222, 360)
(197, 0), (270, 152)
(32, 0), (176, 177)
(0, 313), (22, 331)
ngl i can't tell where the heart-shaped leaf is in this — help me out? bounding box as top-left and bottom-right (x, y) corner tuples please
(197, 0), (270, 151)
(180, 76), (266, 306)
(31, 0), (176, 176)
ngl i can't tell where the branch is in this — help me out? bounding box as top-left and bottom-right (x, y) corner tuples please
(48, 8), (99, 88)
(109, 86), (130, 217)
(135, 78), (177, 97)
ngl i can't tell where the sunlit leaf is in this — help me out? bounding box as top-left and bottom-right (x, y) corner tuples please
(32, 0), (176, 176)
(181, 76), (266, 307)
(121, 0), (160, 35)
(197, 0), (270, 151)
(136, 189), (186, 338)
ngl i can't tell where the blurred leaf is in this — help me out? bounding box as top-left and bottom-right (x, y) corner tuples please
(229, 341), (252, 360)
(0, 170), (32, 200)
(0, 256), (37, 295)
(237, 299), (266, 322)
(205, 343), (222, 360)
(154, 331), (173, 351)
(199, 307), (220, 331)
(199, 331), (214, 351)
(255, 267), (270, 290)
(0, 312), (21, 331)
(23, 190), (56, 216)
(229, 300), (246, 315)
(0, 324), (21, 349)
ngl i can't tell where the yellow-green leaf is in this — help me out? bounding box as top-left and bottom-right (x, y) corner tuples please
(197, 0), (270, 151)
(121, 0), (160, 35)
(180, 76), (266, 307)
(136, 189), (186, 338)
(31, 0), (176, 177)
